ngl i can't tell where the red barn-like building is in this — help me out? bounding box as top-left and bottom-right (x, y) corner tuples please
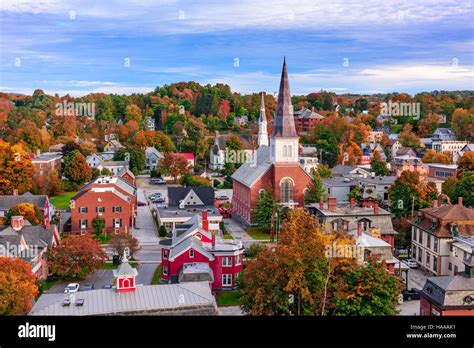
(159, 211), (244, 290)
(232, 59), (312, 225)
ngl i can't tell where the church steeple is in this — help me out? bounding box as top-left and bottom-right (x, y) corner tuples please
(257, 92), (269, 147)
(269, 58), (299, 163)
(271, 57), (298, 138)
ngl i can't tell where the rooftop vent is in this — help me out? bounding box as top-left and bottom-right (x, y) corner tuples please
(75, 299), (85, 306)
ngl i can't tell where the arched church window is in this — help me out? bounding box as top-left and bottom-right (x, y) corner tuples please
(288, 145), (292, 157)
(280, 178), (293, 203)
(283, 145), (287, 157)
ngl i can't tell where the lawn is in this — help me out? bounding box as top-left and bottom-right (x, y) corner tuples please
(151, 264), (163, 285)
(37, 280), (56, 294)
(246, 227), (272, 241)
(215, 290), (241, 307)
(94, 234), (112, 244)
(50, 191), (77, 209)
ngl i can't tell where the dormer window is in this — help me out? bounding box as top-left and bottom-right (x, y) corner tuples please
(189, 249), (194, 258)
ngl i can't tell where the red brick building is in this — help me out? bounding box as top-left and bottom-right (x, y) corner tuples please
(70, 176), (137, 235)
(159, 211), (244, 290)
(232, 59), (312, 224)
(31, 152), (62, 180)
(293, 106), (324, 134)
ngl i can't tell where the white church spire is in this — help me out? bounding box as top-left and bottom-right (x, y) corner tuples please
(257, 92), (269, 147)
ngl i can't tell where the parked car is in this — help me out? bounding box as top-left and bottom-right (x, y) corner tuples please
(152, 197), (165, 204)
(217, 195), (229, 201)
(149, 178), (166, 185)
(403, 288), (421, 301)
(81, 284), (94, 291)
(403, 258), (418, 268)
(149, 193), (162, 199)
(64, 283), (80, 294)
(138, 201), (146, 206)
(101, 284), (113, 289)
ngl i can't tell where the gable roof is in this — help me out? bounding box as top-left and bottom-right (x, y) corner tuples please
(167, 186), (214, 207)
(231, 146), (272, 188)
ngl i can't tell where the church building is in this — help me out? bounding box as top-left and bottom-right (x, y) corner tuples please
(231, 58), (312, 225)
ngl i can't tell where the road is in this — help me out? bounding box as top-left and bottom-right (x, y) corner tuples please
(223, 217), (257, 248)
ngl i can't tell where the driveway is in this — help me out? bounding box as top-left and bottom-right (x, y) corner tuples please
(407, 268), (431, 289)
(133, 188), (160, 244)
(397, 300), (420, 316)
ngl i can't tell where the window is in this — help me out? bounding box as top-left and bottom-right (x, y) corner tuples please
(433, 239), (438, 253)
(427, 235), (431, 249)
(113, 206), (122, 213)
(288, 145), (292, 157)
(189, 249), (194, 258)
(80, 219), (88, 229)
(79, 207), (88, 214)
(163, 249), (168, 259)
(114, 218), (122, 228)
(259, 189), (265, 200)
(222, 274), (232, 287)
(412, 246), (417, 259)
(418, 249), (423, 262)
(222, 256), (232, 267)
(283, 145), (287, 157)
(418, 231), (422, 243)
(412, 229), (416, 241)
(163, 265), (168, 275)
(235, 255), (242, 266)
(448, 262), (452, 271)
(426, 253), (431, 268)
(96, 207), (105, 213)
(280, 178), (293, 203)
(433, 256), (438, 272)
(454, 265), (458, 274)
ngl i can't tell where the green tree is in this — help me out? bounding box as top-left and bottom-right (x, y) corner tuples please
(255, 189), (278, 230)
(452, 172), (474, 207)
(332, 258), (402, 315)
(114, 147), (146, 173)
(347, 186), (362, 204)
(317, 164), (332, 178)
(304, 170), (326, 204)
(92, 216), (105, 237)
(370, 150), (390, 176)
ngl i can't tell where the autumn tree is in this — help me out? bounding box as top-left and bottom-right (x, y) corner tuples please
(451, 108), (474, 141)
(422, 149), (451, 164)
(442, 176), (458, 199)
(48, 235), (107, 279)
(417, 113), (443, 138)
(457, 151), (474, 177)
(181, 173), (211, 187)
(159, 152), (189, 183)
(0, 140), (35, 195)
(110, 234), (140, 258)
(240, 209), (401, 316)
(226, 134), (243, 151)
(114, 146), (146, 174)
(154, 131), (175, 152)
(370, 150), (390, 176)
(304, 170), (327, 204)
(6, 203), (42, 225)
(0, 257), (38, 315)
(398, 124), (420, 148)
(63, 150), (92, 187)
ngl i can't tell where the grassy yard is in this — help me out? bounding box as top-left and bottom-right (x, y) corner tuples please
(50, 191), (77, 209)
(215, 290), (242, 307)
(151, 264), (163, 285)
(94, 235), (112, 244)
(246, 227), (271, 241)
(37, 280), (56, 294)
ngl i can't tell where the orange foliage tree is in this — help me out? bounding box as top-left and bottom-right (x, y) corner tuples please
(7, 203), (43, 225)
(0, 257), (38, 315)
(0, 140), (35, 195)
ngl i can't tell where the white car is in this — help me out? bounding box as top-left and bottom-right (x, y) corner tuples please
(64, 283), (80, 294)
(403, 259), (418, 268)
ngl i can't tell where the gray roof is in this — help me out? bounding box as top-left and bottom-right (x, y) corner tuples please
(332, 165), (356, 176)
(167, 186), (214, 207)
(157, 206), (221, 219)
(422, 275), (474, 308)
(29, 282), (216, 316)
(231, 145), (272, 188)
(0, 193), (49, 211)
(169, 237), (215, 262)
(31, 153), (62, 162)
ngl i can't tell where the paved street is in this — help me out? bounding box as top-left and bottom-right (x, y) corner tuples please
(133, 187), (161, 244)
(397, 300), (420, 316)
(407, 268), (431, 289)
(223, 217), (256, 248)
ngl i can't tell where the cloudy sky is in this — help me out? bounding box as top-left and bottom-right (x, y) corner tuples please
(1, 0), (473, 96)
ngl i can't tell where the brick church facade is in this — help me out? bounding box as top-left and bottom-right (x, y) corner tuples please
(232, 59), (312, 225)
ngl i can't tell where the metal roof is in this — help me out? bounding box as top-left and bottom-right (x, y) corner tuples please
(29, 282), (216, 316)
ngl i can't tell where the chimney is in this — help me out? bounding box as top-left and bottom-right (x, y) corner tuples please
(328, 197), (337, 212)
(319, 196), (324, 210)
(11, 216), (24, 231)
(373, 202), (379, 215)
(13, 189), (18, 196)
(202, 211), (209, 232)
(458, 197), (463, 206)
(350, 197), (355, 209)
(357, 222), (363, 237)
(432, 200), (439, 208)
